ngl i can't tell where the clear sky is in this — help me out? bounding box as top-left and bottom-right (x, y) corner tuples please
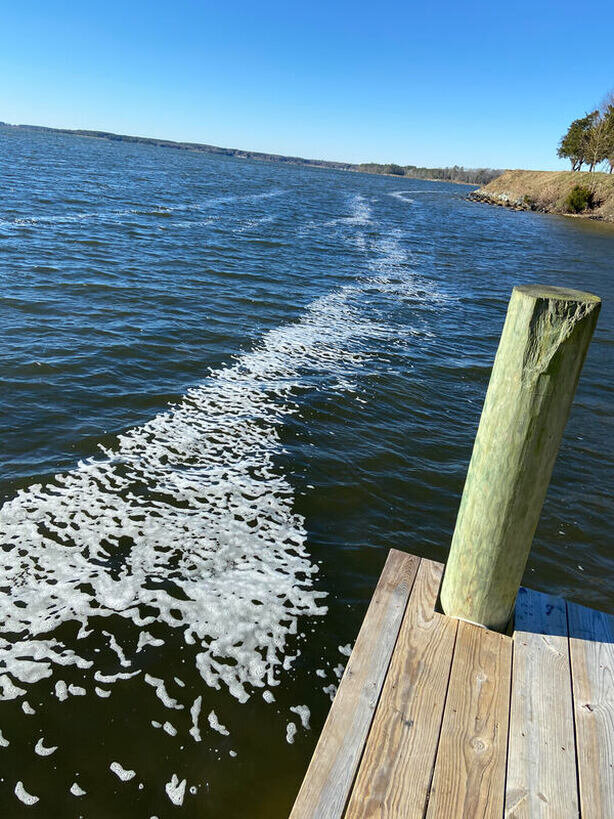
(2, 0), (613, 170)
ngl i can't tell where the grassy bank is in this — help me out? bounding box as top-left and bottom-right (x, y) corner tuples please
(470, 170), (614, 222)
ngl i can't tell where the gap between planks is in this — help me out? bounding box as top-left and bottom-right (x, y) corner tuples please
(291, 550), (614, 819)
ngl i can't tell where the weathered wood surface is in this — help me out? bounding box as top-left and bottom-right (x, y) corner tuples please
(289, 549), (419, 819)
(441, 285), (601, 630)
(568, 600), (614, 818)
(346, 559), (457, 818)
(505, 587), (578, 818)
(291, 551), (613, 819)
(426, 621), (512, 818)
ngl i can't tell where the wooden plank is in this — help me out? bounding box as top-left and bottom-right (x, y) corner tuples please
(505, 587), (578, 818)
(426, 620), (512, 818)
(346, 559), (457, 818)
(290, 549), (420, 819)
(568, 600), (614, 818)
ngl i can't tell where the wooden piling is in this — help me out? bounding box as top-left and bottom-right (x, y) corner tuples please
(440, 285), (600, 632)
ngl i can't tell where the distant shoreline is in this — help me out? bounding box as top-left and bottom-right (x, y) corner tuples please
(0, 121), (498, 187)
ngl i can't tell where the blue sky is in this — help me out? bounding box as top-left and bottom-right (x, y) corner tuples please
(2, 1), (613, 169)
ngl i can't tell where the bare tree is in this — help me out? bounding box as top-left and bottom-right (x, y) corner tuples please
(583, 91), (614, 171)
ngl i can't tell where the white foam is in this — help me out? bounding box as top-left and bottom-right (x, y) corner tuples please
(165, 774), (187, 806)
(110, 761), (136, 782)
(68, 684), (86, 696)
(22, 701), (36, 715)
(162, 721), (177, 737)
(286, 722), (297, 744)
(34, 738), (58, 756)
(207, 710), (229, 736)
(1, 189), (286, 230)
(290, 705), (310, 729)
(136, 632), (164, 653)
(15, 781), (39, 805)
(262, 690), (275, 703)
(94, 670), (141, 684)
(70, 782), (86, 796)
(0, 203), (447, 781)
(389, 190), (415, 204)
(95, 687), (111, 698)
(144, 675), (183, 710)
(0, 728), (9, 747)
(0, 675), (26, 700)
(338, 644), (352, 657)
(189, 696), (202, 742)
(103, 632), (131, 668)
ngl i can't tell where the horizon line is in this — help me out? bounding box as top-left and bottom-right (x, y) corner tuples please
(0, 119), (503, 174)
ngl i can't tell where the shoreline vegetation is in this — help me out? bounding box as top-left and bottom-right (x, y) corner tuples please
(0, 121), (500, 186)
(469, 170), (614, 223)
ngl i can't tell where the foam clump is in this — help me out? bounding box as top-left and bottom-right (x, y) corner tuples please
(165, 774), (187, 806)
(144, 675), (183, 710)
(162, 721), (177, 737)
(0, 674), (26, 700)
(34, 738), (58, 756)
(15, 781), (39, 805)
(189, 696), (202, 742)
(286, 722), (297, 744)
(207, 710), (229, 736)
(95, 687), (111, 698)
(110, 762), (136, 782)
(290, 705), (310, 729)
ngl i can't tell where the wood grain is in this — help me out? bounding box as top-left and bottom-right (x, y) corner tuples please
(290, 549), (420, 819)
(426, 620), (512, 818)
(345, 558), (456, 818)
(505, 587), (578, 817)
(568, 600), (614, 818)
(440, 285), (601, 631)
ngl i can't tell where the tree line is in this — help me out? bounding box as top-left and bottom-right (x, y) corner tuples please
(558, 91), (614, 173)
(2, 123), (501, 186)
(355, 163), (500, 185)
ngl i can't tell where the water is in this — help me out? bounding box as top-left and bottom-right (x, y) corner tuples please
(0, 124), (612, 816)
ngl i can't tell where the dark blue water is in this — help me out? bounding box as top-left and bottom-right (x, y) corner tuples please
(0, 125), (612, 816)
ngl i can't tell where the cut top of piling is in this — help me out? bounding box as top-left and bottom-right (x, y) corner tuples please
(514, 283), (601, 304)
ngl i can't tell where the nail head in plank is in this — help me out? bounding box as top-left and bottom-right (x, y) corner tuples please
(290, 549), (420, 819)
(346, 558), (457, 819)
(505, 587), (578, 818)
(426, 620), (512, 819)
(568, 601), (614, 818)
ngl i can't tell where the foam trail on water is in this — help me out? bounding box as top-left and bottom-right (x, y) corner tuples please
(0, 193), (446, 770)
(0, 189), (285, 229)
(389, 190), (415, 204)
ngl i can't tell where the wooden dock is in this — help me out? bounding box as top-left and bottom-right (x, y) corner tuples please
(290, 549), (614, 818)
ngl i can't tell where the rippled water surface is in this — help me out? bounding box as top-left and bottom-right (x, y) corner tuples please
(0, 125), (613, 816)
